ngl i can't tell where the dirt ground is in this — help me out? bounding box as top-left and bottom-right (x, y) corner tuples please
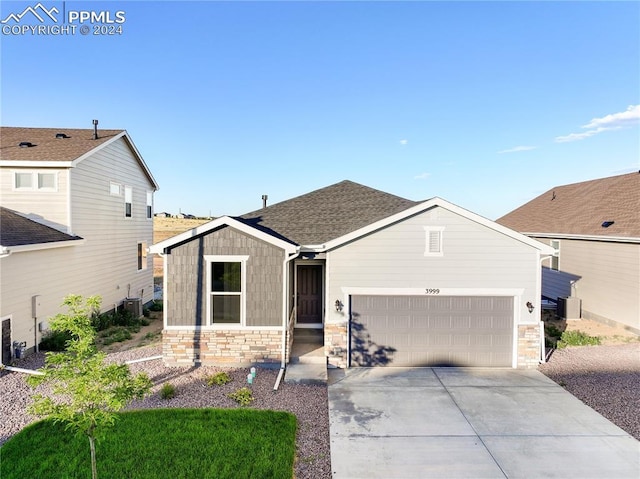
(99, 312), (164, 354)
(542, 309), (639, 346)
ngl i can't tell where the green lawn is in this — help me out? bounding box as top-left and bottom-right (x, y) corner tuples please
(1, 408), (297, 479)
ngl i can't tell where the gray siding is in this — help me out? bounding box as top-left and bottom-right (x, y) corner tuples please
(535, 237), (640, 330)
(326, 206), (540, 326)
(166, 226), (285, 327)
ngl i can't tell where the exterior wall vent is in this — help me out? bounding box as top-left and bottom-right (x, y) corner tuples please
(18, 141), (34, 148)
(601, 221), (614, 228)
(55, 133), (70, 139)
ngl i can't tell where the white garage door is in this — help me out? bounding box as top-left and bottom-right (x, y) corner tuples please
(350, 295), (514, 367)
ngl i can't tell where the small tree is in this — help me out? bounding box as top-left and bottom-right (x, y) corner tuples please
(28, 295), (152, 479)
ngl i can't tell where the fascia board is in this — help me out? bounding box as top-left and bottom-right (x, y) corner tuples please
(524, 232), (640, 244)
(320, 197), (556, 254)
(0, 161), (74, 167)
(1, 239), (85, 253)
(149, 216), (298, 254)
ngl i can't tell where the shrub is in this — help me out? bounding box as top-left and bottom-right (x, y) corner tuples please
(207, 372), (232, 386)
(148, 300), (163, 312)
(39, 330), (73, 351)
(228, 387), (254, 406)
(557, 330), (601, 348)
(545, 324), (563, 339)
(160, 383), (176, 400)
(102, 327), (132, 345)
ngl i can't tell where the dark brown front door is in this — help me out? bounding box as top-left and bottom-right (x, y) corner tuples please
(297, 265), (323, 325)
(2, 319), (11, 365)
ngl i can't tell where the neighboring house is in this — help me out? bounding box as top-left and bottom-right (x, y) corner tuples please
(151, 180), (554, 369)
(0, 126), (159, 363)
(154, 212), (171, 218)
(497, 172), (640, 333)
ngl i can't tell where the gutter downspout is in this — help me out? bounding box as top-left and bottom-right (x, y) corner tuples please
(274, 248), (301, 391)
(538, 254), (553, 363)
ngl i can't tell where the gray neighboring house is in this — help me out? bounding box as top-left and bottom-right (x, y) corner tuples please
(497, 172), (640, 333)
(151, 180), (554, 369)
(1, 125), (159, 362)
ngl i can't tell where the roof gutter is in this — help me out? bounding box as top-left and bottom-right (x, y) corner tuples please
(0, 239), (84, 255)
(525, 233), (640, 244)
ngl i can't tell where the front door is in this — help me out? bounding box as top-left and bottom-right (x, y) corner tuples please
(1, 318), (11, 365)
(296, 264), (323, 326)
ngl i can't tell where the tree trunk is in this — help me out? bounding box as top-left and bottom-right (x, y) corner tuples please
(88, 434), (98, 479)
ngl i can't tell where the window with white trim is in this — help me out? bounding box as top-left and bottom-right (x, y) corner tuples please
(550, 240), (560, 271)
(13, 171), (57, 191)
(424, 226), (445, 256)
(110, 182), (121, 196)
(124, 186), (132, 218)
(205, 255), (248, 325)
(146, 191), (153, 219)
(137, 242), (148, 271)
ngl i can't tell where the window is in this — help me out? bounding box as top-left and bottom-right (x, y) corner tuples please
(424, 227), (445, 256)
(110, 182), (121, 196)
(146, 191), (153, 219)
(13, 171), (56, 191)
(137, 242), (147, 271)
(124, 186), (132, 217)
(550, 240), (560, 271)
(205, 255), (248, 325)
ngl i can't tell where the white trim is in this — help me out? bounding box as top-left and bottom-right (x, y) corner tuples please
(527, 232), (640, 244)
(204, 255), (249, 326)
(1, 160), (74, 167)
(124, 185), (133, 218)
(322, 197), (556, 254)
(110, 182), (122, 196)
(11, 170), (58, 191)
(150, 216), (298, 255)
(164, 325), (284, 332)
(423, 226), (445, 256)
(550, 239), (560, 271)
(0, 239), (84, 254)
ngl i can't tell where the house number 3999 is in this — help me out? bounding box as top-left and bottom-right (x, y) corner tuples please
(425, 288), (440, 294)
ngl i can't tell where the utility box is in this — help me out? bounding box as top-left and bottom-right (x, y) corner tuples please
(124, 298), (142, 318)
(557, 296), (581, 320)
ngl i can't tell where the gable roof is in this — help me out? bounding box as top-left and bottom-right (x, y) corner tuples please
(151, 180), (554, 255)
(0, 207), (83, 249)
(237, 180), (419, 246)
(0, 126), (159, 190)
(497, 172), (640, 239)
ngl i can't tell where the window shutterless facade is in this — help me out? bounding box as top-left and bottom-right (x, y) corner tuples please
(13, 171), (57, 191)
(550, 240), (560, 271)
(205, 255), (249, 325)
(137, 242), (147, 271)
(146, 191), (153, 219)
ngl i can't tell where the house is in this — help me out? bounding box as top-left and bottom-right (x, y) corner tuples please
(0, 125), (159, 363)
(150, 180), (555, 369)
(497, 172), (640, 333)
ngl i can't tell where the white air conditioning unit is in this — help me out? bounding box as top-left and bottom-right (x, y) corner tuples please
(124, 298), (142, 318)
(557, 297), (581, 320)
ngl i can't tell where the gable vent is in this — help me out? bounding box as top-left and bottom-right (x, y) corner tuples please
(19, 141), (34, 148)
(55, 133), (70, 139)
(601, 221), (615, 228)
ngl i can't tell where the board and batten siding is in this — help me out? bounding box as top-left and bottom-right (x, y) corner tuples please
(67, 138), (156, 308)
(0, 168), (70, 232)
(325, 206), (540, 325)
(165, 226), (285, 328)
(536, 237), (640, 331)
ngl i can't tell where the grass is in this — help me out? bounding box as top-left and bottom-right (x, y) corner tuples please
(557, 330), (601, 348)
(1, 408), (297, 479)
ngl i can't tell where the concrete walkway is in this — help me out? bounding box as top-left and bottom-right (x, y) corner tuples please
(328, 367), (640, 478)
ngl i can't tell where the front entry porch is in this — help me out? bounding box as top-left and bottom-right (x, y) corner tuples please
(284, 328), (327, 384)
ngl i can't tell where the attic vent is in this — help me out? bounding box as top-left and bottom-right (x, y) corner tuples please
(19, 141), (34, 148)
(55, 133), (70, 139)
(601, 221), (615, 228)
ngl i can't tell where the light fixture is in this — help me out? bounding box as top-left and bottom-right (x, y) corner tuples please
(526, 301), (534, 314)
(335, 300), (343, 312)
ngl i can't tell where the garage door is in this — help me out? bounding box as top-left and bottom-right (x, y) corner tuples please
(350, 295), (513, 367)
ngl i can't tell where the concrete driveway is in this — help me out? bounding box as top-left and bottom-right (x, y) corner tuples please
(328, 367), (640, 478)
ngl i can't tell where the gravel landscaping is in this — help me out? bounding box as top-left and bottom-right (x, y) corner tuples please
(539, 343), (640, 440)
(2, 341), (638, 478)
(0, 345), (331, 479)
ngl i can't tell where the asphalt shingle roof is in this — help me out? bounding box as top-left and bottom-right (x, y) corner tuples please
(0, 207), (82, 247)
(238, 180), (419, 246)
(497, 172), (640, 238)
(0, 127), (123, 162)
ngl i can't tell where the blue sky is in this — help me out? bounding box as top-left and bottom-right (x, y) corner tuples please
(2, 1), (639, 220)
